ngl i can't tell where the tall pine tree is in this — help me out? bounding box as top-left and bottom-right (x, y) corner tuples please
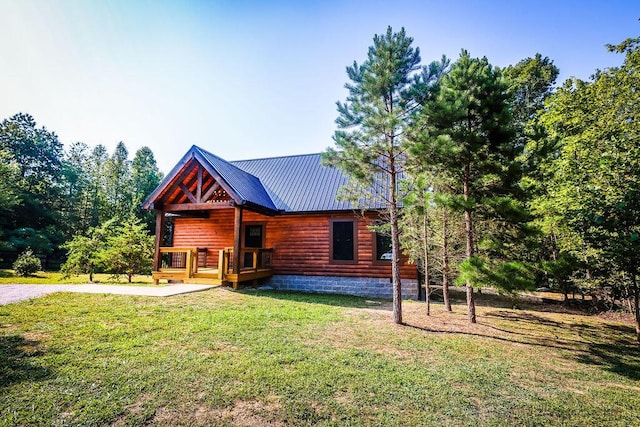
(412, 51), (523, 323)
(324, 27), (422, 324)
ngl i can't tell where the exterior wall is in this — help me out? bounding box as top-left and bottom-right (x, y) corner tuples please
(172, 211), (235, 267)
(171, 208), (418, 281)
(265, 275), (419, 300)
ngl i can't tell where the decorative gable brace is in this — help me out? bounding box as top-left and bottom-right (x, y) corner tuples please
(142, 147), (242, 211)
(142, 145), (278, 216)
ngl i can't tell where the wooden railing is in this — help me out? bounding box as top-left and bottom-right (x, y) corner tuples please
(223, 247), (274, 275)
(158, 247), (199, 277)
(154, 247), (273, 285)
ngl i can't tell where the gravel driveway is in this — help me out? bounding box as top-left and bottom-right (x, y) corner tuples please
(0, 284), (74, 305)
(0, 283), (216, 305)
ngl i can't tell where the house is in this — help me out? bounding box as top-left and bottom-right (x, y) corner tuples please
(143, 145), (419, 299)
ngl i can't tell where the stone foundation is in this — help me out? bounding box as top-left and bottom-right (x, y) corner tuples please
(263, 275), (419, 300)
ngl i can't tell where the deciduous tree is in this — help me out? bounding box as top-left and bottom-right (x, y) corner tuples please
(539, 37), (640, 342)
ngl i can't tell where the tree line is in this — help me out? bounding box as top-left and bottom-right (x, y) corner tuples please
(0, 112), (163, 274)
(325, 27), (640, 343)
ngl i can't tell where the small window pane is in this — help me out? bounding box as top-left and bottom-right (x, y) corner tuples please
(333, 221), (354, 261)
(244, 225), (263, 248)
(376, 233), (392, 261)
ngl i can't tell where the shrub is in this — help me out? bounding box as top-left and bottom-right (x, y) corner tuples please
(13, 248), (42, 276)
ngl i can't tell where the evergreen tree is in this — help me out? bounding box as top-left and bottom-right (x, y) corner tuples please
(61, 142), (93, 236)
(87, 144), (110, 226)
(100, 216), (154, 283)
(131, 147), (164, 231)
(412, 50), (526, 323)
(324, 26), (422, 324)
(104, 141), (132, 222)
(0, 150), (20, 252)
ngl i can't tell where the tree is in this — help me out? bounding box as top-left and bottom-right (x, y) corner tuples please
(502, 55), (568, 297)
(400, 173), (435, 314)
(324, 27), (423, 324)
(0, 113), (63, 195)
(0, 150), (20, 252)
(402, 55), (453, 313)
(61, 142), (93, 236)
(538, 37), (640, 343)
(104, 141), (132, 222)
(503, 54), (559, 135)
(412, 50), (524, 323)
(0, 113), (65, 264)
(100, 216), (154, 282)
(13, 248), (42, 276)
(60, 232), (104, 282)
(131, 147), (164, 231)
(86, 144), (110, 226)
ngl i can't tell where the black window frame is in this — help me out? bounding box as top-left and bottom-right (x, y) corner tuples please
(373, 231), (392, 263)
(329, 219), (357, 264)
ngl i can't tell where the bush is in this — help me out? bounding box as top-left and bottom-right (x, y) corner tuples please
(13, 248), (42, 276)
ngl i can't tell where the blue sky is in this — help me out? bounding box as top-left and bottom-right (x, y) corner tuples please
(1, 0), (637, 173)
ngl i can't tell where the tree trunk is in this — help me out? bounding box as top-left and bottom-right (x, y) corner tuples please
(633, 274), (640, 344)
(463, 160), (476, 323)
(89, 270), (93, 283)
(424, 205), (430, 316)
(442, 208), (452, 312)
(390, 171), (403, 325)
(128, 273), (132, 283)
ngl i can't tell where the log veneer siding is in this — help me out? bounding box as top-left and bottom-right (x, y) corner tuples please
(172, 209), (416, 280)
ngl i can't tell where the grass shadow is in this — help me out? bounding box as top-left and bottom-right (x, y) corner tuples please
(240, 289), (374, 308)
(578, 341), (640, 380)
(0, 335), (53, 388)
(0, 270), (15, 278)
(245, 287), (595, 317)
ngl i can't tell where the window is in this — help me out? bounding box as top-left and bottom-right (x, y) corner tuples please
(375, 232), (392, 261)
(244, 224), (263, 248)
(331, 219), (356, 263)
(243, 223), (264, 269)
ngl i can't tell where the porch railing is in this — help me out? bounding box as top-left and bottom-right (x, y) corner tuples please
(155, 247), (273, 283)
(223, 247), (274, 275)
(158, 247), (199, 277)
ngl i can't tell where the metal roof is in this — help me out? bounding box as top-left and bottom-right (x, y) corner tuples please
(194, 147), (278, 211)
(145, 145), (387, 213)
(231, 153), (361, 212)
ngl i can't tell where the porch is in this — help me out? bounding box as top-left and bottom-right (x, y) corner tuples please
(152, 246), (274, 287)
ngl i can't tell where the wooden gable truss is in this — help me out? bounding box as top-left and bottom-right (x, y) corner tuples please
(144, 148), (274, 286)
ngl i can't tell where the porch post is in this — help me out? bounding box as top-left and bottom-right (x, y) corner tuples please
(232, 205), (243, 276)
(153, 210), (165, 285)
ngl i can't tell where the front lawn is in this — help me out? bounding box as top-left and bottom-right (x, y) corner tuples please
(1, 289), (638, 426)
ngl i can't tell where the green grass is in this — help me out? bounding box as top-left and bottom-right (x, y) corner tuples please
(0, 270), (155, 285)
(1, 288), (639, 426)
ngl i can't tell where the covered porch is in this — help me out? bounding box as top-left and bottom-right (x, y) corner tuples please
(143, 146), (280, 288)
(152, 246), (274, 287)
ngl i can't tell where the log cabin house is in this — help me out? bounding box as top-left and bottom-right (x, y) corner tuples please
(143, 145), (419, 299)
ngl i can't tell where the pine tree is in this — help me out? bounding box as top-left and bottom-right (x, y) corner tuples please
(324, 27), (422, 324)
(412, 50), (523, 323)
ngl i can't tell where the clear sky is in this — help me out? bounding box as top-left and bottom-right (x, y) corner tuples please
(1, 0), (638, 173)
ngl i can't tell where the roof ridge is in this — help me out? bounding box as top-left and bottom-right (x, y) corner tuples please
(193, 145), (263, 181)
(230, 152), (322, 163)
